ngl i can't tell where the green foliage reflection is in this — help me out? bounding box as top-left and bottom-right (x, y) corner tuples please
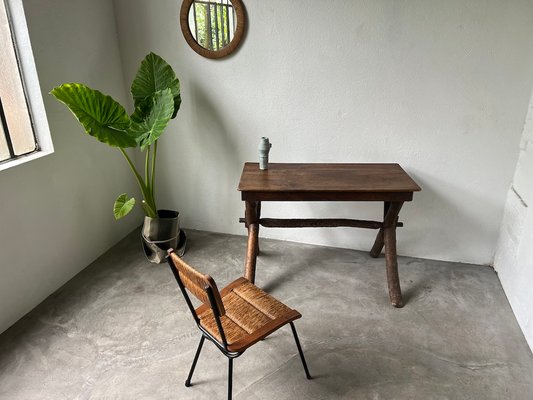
(192, 1), (234, 51)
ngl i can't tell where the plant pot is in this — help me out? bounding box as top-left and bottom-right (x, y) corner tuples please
(141, 209), (187, 263)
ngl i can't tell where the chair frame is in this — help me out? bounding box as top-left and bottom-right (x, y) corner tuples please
(167, 250), (311, 400)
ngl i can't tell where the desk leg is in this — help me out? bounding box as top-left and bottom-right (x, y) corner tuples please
(370, 202), (389, 258)
(369, 229), (384, 258)
(244, 201), (260, 283)
(256, 202), (261, 255)
(383, 202), (404, 308)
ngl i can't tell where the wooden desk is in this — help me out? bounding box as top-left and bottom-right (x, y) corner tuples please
(238, 163), (421, 307)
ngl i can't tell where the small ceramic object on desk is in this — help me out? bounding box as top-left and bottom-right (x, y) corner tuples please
(258, 137), (272, 170)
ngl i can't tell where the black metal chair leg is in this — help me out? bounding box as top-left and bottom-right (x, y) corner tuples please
(185, 335), (205, 387)
(228, 357), (233, 400)
(290, 322), (311, 379)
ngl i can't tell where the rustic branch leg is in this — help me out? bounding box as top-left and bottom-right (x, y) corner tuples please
(370, 202), (390, 258)
(384, 224), (401, 307)
(244, 201), (259, 283)
(245, 224), (258, 283)
(383, 202), (404, 307)
(370, 229), (384, 258)
(256, 202), (261, 255)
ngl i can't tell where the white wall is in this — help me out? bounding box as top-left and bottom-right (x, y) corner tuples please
(1, 0), (532, 337)
(495, 91), (533, 350)
(0, 0), (140, 334)
(114, 0), (533, 266)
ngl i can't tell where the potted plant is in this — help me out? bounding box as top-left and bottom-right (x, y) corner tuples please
(51, 52), (186, 262)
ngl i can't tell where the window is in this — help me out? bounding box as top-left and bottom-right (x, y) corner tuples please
(0, 0), (52, 171)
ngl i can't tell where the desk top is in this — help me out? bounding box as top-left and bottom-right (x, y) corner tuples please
(238, 163), (421, 202)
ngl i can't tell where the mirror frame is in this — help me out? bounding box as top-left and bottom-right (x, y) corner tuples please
(180, 0), (246, 59)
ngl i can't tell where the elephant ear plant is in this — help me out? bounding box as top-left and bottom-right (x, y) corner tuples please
(50, 52), (180, 220)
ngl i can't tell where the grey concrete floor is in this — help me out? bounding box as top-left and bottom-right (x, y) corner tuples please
(1, 229), (533, 400)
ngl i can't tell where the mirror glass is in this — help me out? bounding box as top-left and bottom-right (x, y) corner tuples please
(181, 0), (245, 59)
(188, 0), (236, 51)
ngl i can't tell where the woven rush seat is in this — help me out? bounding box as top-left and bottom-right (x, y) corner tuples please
(167, 250), (311, 400)
(196, 277), (301, 352)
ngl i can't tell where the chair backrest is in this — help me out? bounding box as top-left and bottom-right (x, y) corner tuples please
(167, 250), (225, 318)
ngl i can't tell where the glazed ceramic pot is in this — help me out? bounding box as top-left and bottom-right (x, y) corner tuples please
(141, 209), (186, 263)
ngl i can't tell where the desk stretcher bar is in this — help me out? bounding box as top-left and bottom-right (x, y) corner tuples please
(238, 217), (403, 229)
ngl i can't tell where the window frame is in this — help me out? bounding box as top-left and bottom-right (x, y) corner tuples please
(0, 0), (53, 172)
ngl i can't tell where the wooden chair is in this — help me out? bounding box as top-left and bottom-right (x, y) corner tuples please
(167, 249), (311, 400)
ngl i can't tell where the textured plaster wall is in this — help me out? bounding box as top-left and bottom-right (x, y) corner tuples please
(495, 92), (533, 350)
(113, 0), (533, 265)
(0, 0), (140, 334)
(1, 0), (532, 339)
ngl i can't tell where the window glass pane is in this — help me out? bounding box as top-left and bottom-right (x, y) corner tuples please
(0, 0), (36, 158)
(0, 118), (10, 161)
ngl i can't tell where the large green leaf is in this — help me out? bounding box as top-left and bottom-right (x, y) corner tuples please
(131, 52), (181, 119)
(128, 89), (174, 151)
(113, 193), (136, 219)
(50, 83), (136, 148)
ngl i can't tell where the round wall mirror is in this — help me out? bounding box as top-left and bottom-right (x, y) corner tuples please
(180, 0), (246, 59)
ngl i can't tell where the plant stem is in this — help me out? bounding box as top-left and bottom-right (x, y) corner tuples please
(119, 147), (157, 218)
(145, 144), (151, 195)
(151, 140), (157, 201)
